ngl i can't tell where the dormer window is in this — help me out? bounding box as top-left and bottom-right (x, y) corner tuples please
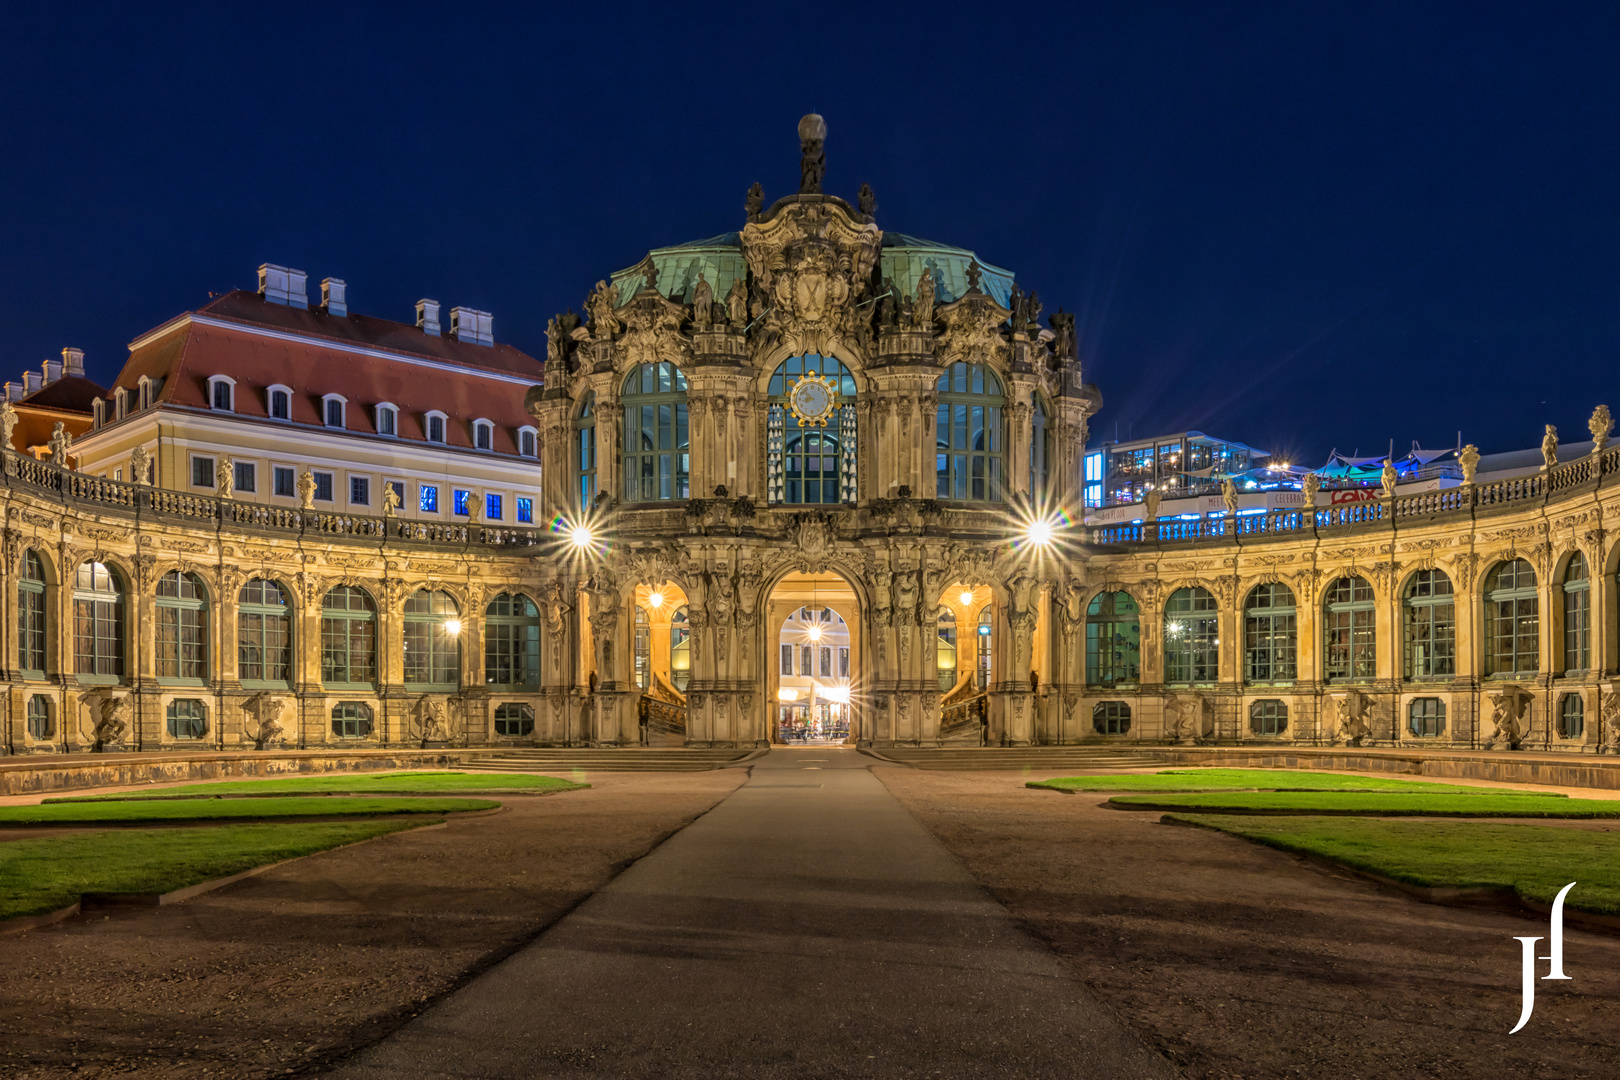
(92, 398), (106, 429)
(322, 394), (347, 429)
(473, 419), (494, 452)
(267, 384), (292, 421)
(208, 375), (236, 412)
(114, 386), (130, 420)
(518, 425), (538, 458)
(376, 403), (398, 437)
(425, 410), (447, 444)
(137, 375), (161, 411)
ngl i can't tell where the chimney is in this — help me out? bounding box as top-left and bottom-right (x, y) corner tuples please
(258, 264), (308, 308)
(416, 299), (441, 337)
(4, 382), (21, 402)
(42, 357), (62, 385)
(450, 307), (494, 346)
(62, 347), (85, 377)
(22, 371), (41, 395)
(321, 278), (347, 317)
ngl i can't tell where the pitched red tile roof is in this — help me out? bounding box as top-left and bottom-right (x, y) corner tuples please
(20, 374), (107, 414)
(107, 290), (545, 456)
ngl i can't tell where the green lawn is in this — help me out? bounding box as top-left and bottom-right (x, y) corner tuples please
(0, 820), (434, 921)
(1170, 814), (1620, 917)
(1108, 791), (1620, 817)
(47, 771), (584, 802)
(0, 796), (498, 825)
(1029, 768), (1547, 795)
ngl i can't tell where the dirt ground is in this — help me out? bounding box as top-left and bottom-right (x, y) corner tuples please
(874, 766), (1620, 1080)
(0, 770), (746, 1079)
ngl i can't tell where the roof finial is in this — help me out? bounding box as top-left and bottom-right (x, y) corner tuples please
(798, 114), (826, 195)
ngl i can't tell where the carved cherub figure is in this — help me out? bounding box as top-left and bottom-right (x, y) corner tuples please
(216, 455), (235, 499)
(1380, 459), (1398, 499)
(0, 400), (17, 448)
(129, 444), (151, 485)
(1542, 424), (1559, 470)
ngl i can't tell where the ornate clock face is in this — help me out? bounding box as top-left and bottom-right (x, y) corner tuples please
(788, 372), (837, 426)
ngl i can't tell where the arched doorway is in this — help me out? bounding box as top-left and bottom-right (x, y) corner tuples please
(763, 570), (861, 745)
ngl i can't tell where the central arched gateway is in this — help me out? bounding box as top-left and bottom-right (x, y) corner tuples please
(763, 570), (862, 746)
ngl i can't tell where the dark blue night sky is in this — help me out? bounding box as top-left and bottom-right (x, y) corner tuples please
(2, 3), (1615, 465)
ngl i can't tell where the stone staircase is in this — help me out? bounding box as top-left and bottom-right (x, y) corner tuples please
(459, 747), (760, 773)
(866, 746), (1170, 771)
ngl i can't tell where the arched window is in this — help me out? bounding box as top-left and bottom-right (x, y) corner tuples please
(1563, 553), (1589, 673)
(321, 586), (376, 688)
(634, 606), (651, 690)
(404, 590), (461, 690)
(936, 606), (958, 691)
(18, 550), (47, 676)
(495, 702), (535, 736)
(575, 392), (597, 511)
(1323, 576), (1375, 681)
(766, 354), (858, 505)
(1164, 587), (1218, 684)
(935, 362), (1005, 502)
(1558, 693), (1584, 739)
(485, 593), (540, 689)
(1403, 569), (1455, 678)
(166, 699), (207, 740)
(238, 579), (291, 686)
(622, 362), (689, 502)
(156, 570), (207, 683)
(331, 701), (374, 739)
(1249, 699), (1288, 736)
(1243, 583), (1297, 683)
(670, 605), (690, 692)
(1086, 591), (1140, 686)
(1030, 397), (1051, 500)
(1093, 701), (1132, 735)
(976, 606), (994, 689)
(74, 562), (124, 681)
(1485, 559), (1539, 676)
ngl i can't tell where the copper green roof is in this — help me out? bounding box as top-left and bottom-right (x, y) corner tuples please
(612, 231), (1016, 309)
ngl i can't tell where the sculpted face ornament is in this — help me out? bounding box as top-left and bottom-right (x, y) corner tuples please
(787, 368), (838, 427)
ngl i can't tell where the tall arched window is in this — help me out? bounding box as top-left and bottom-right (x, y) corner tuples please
(622, 362), (689, 502)
(1244, 583), (1297, 683)
(936, 606), (958, 691)
(485, 593), (541, 689)
(1086, 591), (1140, 686)
(634, 606), (651, 690)
(156, 570), (207, 683)
(74, 562), (125, 681)
(935, 362), (1005, 502)
(766, 355), (858, 505)
(1563, 553), (1590, 673)
(976, 607), (993, 689)
(1323, 576), (1375, 681)
(575, 392), (597, 511)
(238, 579), (291, 686)
(1164, 587), (1218, 684)
(1030, 397), (1051, 500)
(322, 586), (376, 687)
(670, 605), (691, 691)
(18, 550), (47, 676)
(404, 590), (461, 690)
(1485, 559), (1539, 676)
(1403, 569), (1455, 678)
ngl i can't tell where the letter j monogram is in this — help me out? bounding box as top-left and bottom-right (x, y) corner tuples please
(1510, 882), (1576, 1034)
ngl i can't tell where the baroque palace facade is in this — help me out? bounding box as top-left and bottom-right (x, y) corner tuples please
(2, 116), (1618, 757)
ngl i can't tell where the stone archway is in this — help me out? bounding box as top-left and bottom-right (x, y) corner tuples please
(761, 570), (862, 746)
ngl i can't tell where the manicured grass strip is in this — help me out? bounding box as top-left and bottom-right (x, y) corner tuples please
(1, 820), (433, 921)
(1029, 768), (1547, 795)
(48, 771), (584, 802)
(1169, 814), (1620, 917)
(0, 797), (498, 825)
(1109, 792), (1619, 817)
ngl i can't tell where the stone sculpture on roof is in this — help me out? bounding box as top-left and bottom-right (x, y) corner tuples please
(1542, 424), (1559, 470)
(798, 113), (826, 195)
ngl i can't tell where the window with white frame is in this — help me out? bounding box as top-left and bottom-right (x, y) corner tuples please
(138, 375), (162, 411)
(114, 387), (129, 420)
(313, 471), (333, 502)
(376, 403), (398, 437)
(267, 384), (292, 421)
(208, 376), (236, 412)
(518, 426), (538, 458)
(350, 476), (370, 506)
(425, 411), (447, 443)
(322, 395), (346, 429)
(190, 455), (215, 488)
(473, 419), (494, 452)
(273, 466), (295, 498)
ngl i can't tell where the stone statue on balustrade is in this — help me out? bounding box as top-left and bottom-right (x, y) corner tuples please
(1301, 472), (1321, 508)
(216, 455), (234, 499)
(1380, 459), (1397, 499)
(129, 444), (151, 485)
(1541, 425), (1558, 471)
(1459, 444), (1480, 484)
(298, 467), (316, 510)
(0, 401), (17, 449)
(1590, 405), (1613, 455)
(48, 422), (71, 467)
(383, 482), (400, 517)
(1220, 478), (1238, 516)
